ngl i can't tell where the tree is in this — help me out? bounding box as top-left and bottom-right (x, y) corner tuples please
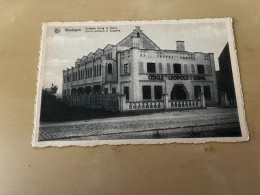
(40, 83), (60, 122)
(42, 83), (58, 95)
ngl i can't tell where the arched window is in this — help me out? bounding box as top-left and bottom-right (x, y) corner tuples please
(108, 63), (112, 74)
(137, 32), (140, 38)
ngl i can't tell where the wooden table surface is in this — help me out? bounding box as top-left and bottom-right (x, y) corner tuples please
(0, 0), (259, 194)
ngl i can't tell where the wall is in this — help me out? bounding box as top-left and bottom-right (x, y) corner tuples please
(0, 0), (260, 194)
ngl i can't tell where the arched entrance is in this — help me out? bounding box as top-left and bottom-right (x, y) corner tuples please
(77, 87), (84, 95)
(84, 86), (92, 95)
(171, 84), (189, 100)
(93, 85), (101, 94)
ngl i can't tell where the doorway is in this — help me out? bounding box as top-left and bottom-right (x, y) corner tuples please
(171, 84), (188, 100)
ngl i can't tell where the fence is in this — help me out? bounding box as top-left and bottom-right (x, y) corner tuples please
(126, 101), (164, 111)
(220, 92), (237, 107)
(63, 94), (119, 111)
(168, 100), (201, 109)
(118, 93), (206, 111)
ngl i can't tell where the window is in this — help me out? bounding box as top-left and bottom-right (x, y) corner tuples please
(173, 64), (181, 73)
(184, 64), (188, 74)
(112, 87), (117, 94)
(158, 63), (162, 73)
(104, 88), (108, 94)
(133, 43), (139, 47)
(124, 64), (129, 74)
(154, 86), (162, 100)
(108, 63), (112, 74)
(147, 63), (156, 73)
(99, 65), (101, 76)
(124, 86), (129, 100)
(191, 64), (195, 74)
(197, 65), (205, 74)
(204, 86), (211, 100)
(137, 32), (140, 38)
(142, 86), (151, 100)
(139, 62), (144, 73)
(167, 63), (171, 73)
(194, 86), (201, 99)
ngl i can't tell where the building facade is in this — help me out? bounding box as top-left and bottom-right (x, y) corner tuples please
(217, 43), (236, 107)
(62, 26), (219, 107)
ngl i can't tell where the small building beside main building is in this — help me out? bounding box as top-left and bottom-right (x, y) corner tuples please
(62, 26), (219, 110)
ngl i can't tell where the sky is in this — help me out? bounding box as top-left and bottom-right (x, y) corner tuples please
(42, 21), (228, 94)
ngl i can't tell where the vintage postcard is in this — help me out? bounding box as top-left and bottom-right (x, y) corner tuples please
(32, 18), (249, 147)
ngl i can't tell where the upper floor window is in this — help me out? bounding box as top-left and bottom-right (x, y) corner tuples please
(147, 62), (156, 73)
(124, 64), (129, 74)
(108, 63), (112, 74)
(173, 64), (181, 74)
(197, 65), (205, 74)
(94, 66), (96, 77)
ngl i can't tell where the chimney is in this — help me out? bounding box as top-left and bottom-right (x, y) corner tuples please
(135, 26), (140, 31)
(176, 41), (185, 51)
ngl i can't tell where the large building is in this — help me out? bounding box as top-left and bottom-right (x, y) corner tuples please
(217, 43), (236, 106)
(62, 26), (219, 107)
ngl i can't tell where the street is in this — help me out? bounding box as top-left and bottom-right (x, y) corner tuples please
(39, 107), (241, 141)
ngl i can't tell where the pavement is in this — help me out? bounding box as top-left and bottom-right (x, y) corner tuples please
(39, 107), (240, 141)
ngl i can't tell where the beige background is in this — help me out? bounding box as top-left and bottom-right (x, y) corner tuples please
(0, 0), (259, 194)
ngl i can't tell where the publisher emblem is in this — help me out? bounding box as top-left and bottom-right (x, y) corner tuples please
(54, 28), (61, 33)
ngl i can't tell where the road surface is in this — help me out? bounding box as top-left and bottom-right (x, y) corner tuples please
(39, 107), (241, 141)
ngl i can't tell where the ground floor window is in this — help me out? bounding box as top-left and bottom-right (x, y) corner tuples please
(71, 88), (77, 96)
(112, 87), (117, 94)
(194, 86), (201, 99)
(124, 86), (129, 100)
(143, 86), (151, 100)
(154, 86), (162, 100)
(204, 86), (211, 100)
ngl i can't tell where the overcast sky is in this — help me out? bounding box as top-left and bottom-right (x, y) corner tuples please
(42, 21), (228, 94)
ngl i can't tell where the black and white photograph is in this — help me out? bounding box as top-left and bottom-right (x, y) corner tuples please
(32, 18), (248, 147)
